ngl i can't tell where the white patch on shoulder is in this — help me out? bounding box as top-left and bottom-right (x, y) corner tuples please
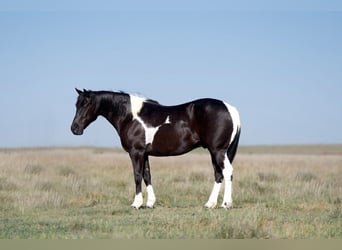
(129, 94), (170, 145)
(142, 116), (171, 144)
(143, 122), (160, 144)
(224, 102), (241, 145)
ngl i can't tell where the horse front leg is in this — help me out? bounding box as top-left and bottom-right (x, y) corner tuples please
(143, 156), (156, 208)
(130, 151), (145, 209)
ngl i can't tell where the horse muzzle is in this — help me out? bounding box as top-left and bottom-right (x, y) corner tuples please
(71, 123), (84, 135)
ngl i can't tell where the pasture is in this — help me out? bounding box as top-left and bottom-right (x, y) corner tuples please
(0, 145), (341, 239)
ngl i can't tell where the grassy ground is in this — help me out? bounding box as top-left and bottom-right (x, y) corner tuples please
(0, 145), (341, 239)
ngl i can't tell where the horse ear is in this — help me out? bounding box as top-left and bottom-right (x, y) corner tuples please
(83, 89), (91, 97)
(75, 88), (83, 95)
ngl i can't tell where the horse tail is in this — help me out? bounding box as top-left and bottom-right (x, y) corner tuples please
(227, 126), (241, 164)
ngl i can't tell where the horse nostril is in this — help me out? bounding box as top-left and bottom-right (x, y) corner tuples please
(71, 123), (84, 135)
(71, 123), (79, 134)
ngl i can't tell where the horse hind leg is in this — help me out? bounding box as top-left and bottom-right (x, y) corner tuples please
(205, 151), (224, 209)
(221, 154), (233, 209)
(205, 182), (222, 208)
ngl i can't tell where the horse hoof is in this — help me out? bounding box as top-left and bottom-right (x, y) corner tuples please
(131, 201), (143, 210)
(131, 193), (143, 209)
(221, 202), (233, 209)
(146, 201), (155, 208)
(204, 201), (217, 209)
(131, 205), (140, 210)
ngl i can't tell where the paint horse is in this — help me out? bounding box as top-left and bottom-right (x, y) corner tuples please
(71, 89), (241, 209)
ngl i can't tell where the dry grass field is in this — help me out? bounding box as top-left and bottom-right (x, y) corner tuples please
(0, 145), (341, 239)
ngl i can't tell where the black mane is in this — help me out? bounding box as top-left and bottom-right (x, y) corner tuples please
(87, 89), (160, 105)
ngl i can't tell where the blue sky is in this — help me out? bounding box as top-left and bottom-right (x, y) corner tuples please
(0, 1), (342, 147)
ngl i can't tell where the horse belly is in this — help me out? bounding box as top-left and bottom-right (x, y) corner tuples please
(148, 125), (199, 156)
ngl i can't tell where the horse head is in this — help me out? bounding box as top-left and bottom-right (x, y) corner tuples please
(71, 88), (99, 135)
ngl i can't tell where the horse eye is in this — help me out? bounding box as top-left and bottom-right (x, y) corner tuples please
(80, 99), (89, 106)
(84, 99), (92, 106)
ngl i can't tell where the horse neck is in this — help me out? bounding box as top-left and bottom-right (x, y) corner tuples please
(97, 92), (131, 132)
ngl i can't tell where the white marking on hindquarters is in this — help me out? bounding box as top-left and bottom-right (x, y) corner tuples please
(146, 185), (156, 208)
(221, 155), (233, 208)
(130, 94), (171, 144)
(205, 182), (221, 208)
(224, 102), (241, 145)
